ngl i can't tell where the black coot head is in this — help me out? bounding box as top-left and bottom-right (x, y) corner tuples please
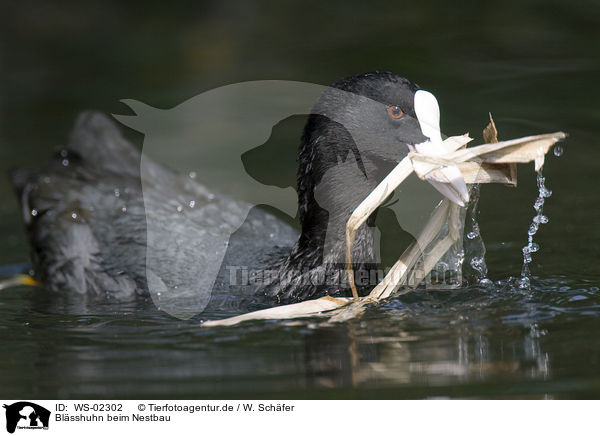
(317, 71), (427, 160)
(271, 72), (431, 302)
(297, 71), (429, 223)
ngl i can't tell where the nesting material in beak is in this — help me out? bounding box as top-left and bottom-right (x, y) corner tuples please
(413, 90), (470, 206)
(203, 110), (567, 327)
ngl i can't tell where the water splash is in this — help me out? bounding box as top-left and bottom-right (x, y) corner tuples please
(519, 170), (552, 289)
(463, 185), (489, 285)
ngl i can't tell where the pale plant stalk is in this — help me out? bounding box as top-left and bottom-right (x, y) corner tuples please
(204, 131), (566, 327)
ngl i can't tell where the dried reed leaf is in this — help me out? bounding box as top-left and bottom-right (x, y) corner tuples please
(449, 132), (566, 166)
(411, 157), (516, 185)
(368, 199), (452, 299)
(202, 296), (352, 327)
(483, 113), (498, 144)
(203, 126), (566, 327)
(484, 113), (517, 186)
(345, 157), (414, 299)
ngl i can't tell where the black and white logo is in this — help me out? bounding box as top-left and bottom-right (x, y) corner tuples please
(3, 402), (50, 434)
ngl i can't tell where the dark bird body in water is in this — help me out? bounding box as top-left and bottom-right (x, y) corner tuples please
(13, 72), (438, 315)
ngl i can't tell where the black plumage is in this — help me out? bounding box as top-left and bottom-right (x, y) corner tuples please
(12, 72), (429, 313)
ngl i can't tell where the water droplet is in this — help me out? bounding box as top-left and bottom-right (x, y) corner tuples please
(520, 169), (553, 283)
(540, 187), (552, 198)
(61, 159), (69, 166)
(470, 257), (485, 271)
(30, 209), (38, 217)
(121, 207), (127, 213)
(176, 205), (183, 213)
(528, 223), (539, 236)
(189, 200), (196, 208)
(467, 231), (478, 240)
(534, 198), (544, 212)
(60, 149), (68, 158)
(553, 145), (563, 157)
(189, 171), (197, 179)
(114, 188), (120, 197)
(518, 276), (531, 290)
(71, 212), (78, 220)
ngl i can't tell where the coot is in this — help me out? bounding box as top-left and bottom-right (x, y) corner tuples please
(12, 72), (462, 316)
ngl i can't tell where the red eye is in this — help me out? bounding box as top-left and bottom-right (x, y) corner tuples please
(387, 105), (404, 119)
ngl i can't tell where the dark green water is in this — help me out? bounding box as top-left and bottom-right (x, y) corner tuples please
(1, 1), (599, 398)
